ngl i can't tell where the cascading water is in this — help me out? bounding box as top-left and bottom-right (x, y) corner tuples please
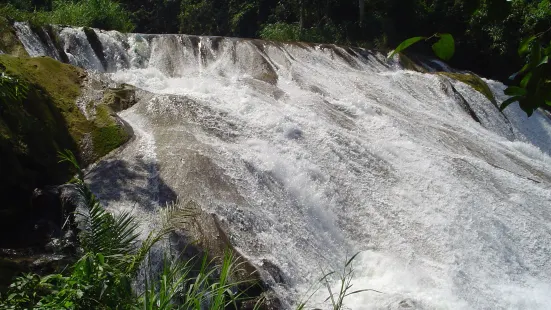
(15, 23), (551, 309)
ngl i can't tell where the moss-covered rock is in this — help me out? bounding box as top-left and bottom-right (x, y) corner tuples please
(395, 54), (498, 109)
(102, 84), (136, 112)
(90, 105), (129, 158)
(0, 17), (29, 57)
(0, 54), (130, 248)
(0, 55), (85, 212)
(437, 72), (498, 108)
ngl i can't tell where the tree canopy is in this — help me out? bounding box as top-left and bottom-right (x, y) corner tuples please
(2, 0), (551, 81)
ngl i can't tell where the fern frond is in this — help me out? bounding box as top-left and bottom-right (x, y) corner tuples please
(58, 149), (83, 181)
(78, 201), (140, 260)
(160, 199), (199, 230)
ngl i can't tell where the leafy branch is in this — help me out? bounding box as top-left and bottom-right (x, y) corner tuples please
(387, 33), (455, 61)
(501, 27), (551, 116)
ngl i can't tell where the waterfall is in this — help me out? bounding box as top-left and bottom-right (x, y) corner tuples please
(15, 23), (551, 309)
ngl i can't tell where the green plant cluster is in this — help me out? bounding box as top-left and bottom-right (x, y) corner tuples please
(501, 34), (551, 115)
(0, 0), (134, 32)
(0, 71), (28, 105)
(387, 33), (455, 61)
(178, 0), (551, 80)
(259, 22), (344, 44)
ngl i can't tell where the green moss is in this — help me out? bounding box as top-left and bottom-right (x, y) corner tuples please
(0, 17), (29, 57)
(92, 124), (128, 156)
(0, 55), (86, 212)
(437, 72), (498, 107)
(90, 105), (128, 157)
(398, 57), (498, 108)
(94, 104), (113, 126)
(0, 54), (91, 142)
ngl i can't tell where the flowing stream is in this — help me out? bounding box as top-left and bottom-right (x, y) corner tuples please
(15, 23), (551, 309)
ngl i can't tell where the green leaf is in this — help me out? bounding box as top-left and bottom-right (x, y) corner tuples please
(387, 36), (426, 60)
(521, 72), (532, 88)
(343, 288), (384, 297)
(537, 56), (548, 67)
(519, 36), (536, 56)
(519, 101), (534, 116)
(432, 33), (455, 61)
(504, 86), (527, 96)
(97, 253), (105, 264)
(345, 252), (361, 267)
(500, 96), (522, 111)
(511, 63), (531, 79)
(530, 43), (542, 68)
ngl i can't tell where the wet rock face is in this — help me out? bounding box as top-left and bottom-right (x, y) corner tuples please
(104, 84), (137, 112)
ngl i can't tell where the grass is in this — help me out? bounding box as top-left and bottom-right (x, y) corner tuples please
(296, 253), (382, 310)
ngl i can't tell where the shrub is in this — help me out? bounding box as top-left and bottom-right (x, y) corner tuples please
(0, 4), (49, 28)
(47, 0), (135, 32)
(259, 22), (301, 42)
(259, 22), (344, 44)
(0, 0), (135, 32)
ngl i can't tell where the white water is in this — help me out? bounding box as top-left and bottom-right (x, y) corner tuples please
(15, 24), (551, 309)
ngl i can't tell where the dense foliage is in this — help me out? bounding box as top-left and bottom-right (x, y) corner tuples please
(501, 34), (551, 115)
(1, 0), (550, 80)
(0, 0), (134, 32)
